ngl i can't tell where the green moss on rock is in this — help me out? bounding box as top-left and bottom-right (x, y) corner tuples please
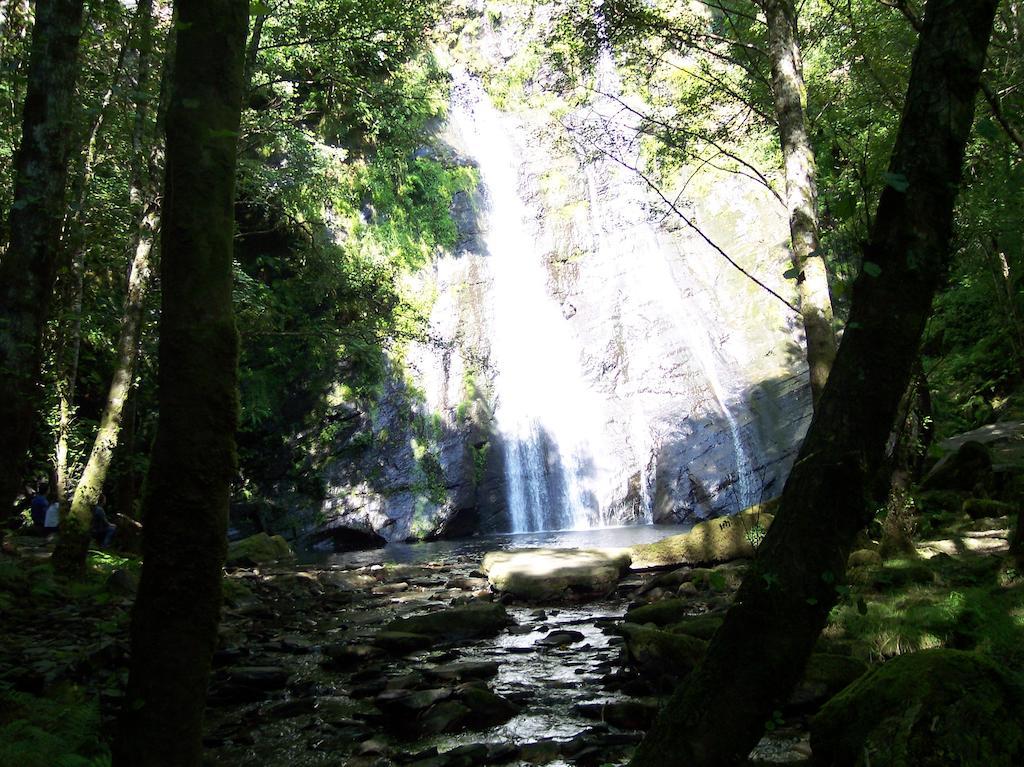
(625, 598), (694, 627)
(225, 532), (294, 566)
(382, 603), (510, 644)
(667, 614), (726, 641)
(615, 623), (707, 679)
(962, 498), (1017, 520)
(811, 649), (1024, 766)
(629, 508), (773, 568)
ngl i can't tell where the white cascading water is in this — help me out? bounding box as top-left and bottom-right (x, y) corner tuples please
(578, 28), (756, 509)
(448, 73), (615, 533)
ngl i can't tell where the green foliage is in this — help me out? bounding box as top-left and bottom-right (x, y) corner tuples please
(0, 685), (110, 767)
(226, 0), (477, 510)
(828, 555), (1024, 667)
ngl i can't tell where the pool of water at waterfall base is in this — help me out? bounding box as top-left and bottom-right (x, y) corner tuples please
(300, 524), (689, 567)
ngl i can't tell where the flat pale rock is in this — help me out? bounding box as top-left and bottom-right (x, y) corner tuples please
(481, 548), (632, 601)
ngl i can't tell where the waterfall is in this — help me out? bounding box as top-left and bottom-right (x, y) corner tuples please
(576, 19), (757, 510)
(448, 74), (614, 533)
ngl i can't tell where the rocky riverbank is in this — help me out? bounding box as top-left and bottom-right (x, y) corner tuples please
(2, 500), (1022, 766)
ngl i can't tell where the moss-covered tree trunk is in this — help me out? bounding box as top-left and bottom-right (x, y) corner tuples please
(0, 0), (85, 518)
(629, 0), (998, 763)
(762, 0), (836, 407)
(113, 0), (247, 764)
(54, 0), (166, 575)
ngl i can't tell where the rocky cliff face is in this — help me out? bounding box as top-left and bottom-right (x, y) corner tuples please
(309, 1), (811, 544)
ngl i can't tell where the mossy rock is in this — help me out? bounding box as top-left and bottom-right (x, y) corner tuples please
(869, 559), (935, 591)
(962, 498), (1016, 520)
(225, 533), (294, 566)
(811, 649), (1024, 766)
(625, 598), (693, 627)
(615, 623), (707, 679)
(382, 603), (510, 644)
(848, 549), (882, 568)
(667, 614), (725, 641)
(921, 440), (993, 493)
(914, 489), (969, 515)
(629, 509), (773, 569)
(787, 653), (868, 710)
(220, 576), (255, 607)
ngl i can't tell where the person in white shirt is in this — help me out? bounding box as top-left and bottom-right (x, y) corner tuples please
(43, 495), (60, 533)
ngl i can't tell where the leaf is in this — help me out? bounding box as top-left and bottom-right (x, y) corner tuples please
(832, 194), (857, 220)
(882, 172), (909, 192)
(977, 118), (1000, 142)
(862, 261), (882, 278)
(857, 596), (869, 615)
(783, 266), (801, 280)
(251, 1), (272, 14)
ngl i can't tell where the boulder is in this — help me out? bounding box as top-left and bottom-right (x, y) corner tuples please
(811, 649), (1024, 766)
(921, 440), (992, 492)
(628, 509), (773, 569)
(321, 642), (383, 671)
(847, 549), (882, 568)
(535, 629), (585, 647)
(373, 631), (436, 654)
(624, 598), (694, 627)
(380, 603), (511, 646)
(422, 660), (500, 683)
(615, 623), (707, 679)
(458, 685), (521, 728)
(666, 614), (724, 641)
(787, 653), (868, 710)
(481, 548), (632, 600)
(225, 533), (294, 566)
(962, 497), (1016, 520)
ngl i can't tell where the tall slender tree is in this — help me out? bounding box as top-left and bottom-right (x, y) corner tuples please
(53, 0), (169, 576)
(762, 0), (837, 406)
(629, 0), (999, 762)
(114, 0), (248, 763)
(52, 3), (139, 503)
(0, 0), (86, 518)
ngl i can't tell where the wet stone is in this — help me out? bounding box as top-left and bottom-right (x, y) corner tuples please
(321, 642), (384, 671)
(535, 629), (586, 647)
(421, 659), (500, 683)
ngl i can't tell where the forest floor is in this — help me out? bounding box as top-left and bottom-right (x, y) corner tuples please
(1, 511), (1022, 767)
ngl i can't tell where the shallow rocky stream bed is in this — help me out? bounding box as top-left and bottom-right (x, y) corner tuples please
(202, 551), (811, 767)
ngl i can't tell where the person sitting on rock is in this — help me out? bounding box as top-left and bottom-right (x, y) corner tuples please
(28, 483), (50, 532)
(91, 494), (116, 548)
(43, 492), (61, 536)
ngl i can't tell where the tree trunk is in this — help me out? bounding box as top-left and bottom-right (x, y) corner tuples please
(629, 0), (998, 764)
(114, 0), (247, 764)
(53, 0), (161, 575)
(0, 0), (85, 519)
(879, 365), (932, 560)
(52, 206), (158, 573)
(762, 0), (837, 407)
(54, 9), (137, 503)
